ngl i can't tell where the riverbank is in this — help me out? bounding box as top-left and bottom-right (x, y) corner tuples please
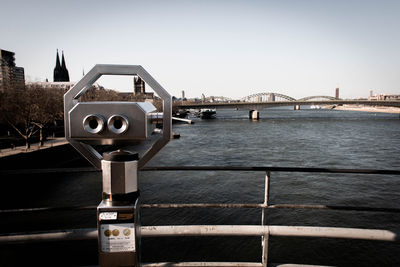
(324, 104), (400, 114)
(0, 137), (68, 158)
(0, 138), (92, 170)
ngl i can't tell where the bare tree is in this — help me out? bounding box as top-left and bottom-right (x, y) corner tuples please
(0, 86), (64, 149)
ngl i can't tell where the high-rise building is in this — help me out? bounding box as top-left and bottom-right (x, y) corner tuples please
(53, 50), (70, 82)
(335, 88), (339, 99)
(0, 49), (25, 92)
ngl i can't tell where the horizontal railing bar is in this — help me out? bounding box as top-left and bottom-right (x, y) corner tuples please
(142, 166), (400, 175)
(1, 225), (398, 244)
(269, 264), (334, 267)
(1, 166), (400, 175)
(141, 203), (263, 209)
(141, 203), (400, 213)
(142, 263), (333, 267)
(270, 204), (400, 213)
(141, 225), (399, 241)
(0, 228), (97, 244)
(2, 203), (399, 214)
(0, 205), (97, 214)
(0, 167), (99, 175)
(142, 262), (263, 267)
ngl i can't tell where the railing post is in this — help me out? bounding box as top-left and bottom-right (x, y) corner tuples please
(261, 171), (270, 267)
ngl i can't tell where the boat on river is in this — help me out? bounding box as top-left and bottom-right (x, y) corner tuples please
(310, 105), (321, 109)
(199, 108), (216, 119)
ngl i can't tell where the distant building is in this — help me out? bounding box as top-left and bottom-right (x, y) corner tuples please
(335, 88), (339, 99)
(26, 81), (103, 91)
(134, 76), (145, 95)
(53, 50), (70, 82)
(368, 93), (400, 101)
(0, 49), (25, 91)
(133, 75), (154, 99)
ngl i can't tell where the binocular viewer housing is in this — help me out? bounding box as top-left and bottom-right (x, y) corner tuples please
(65, 64), (171, 266)
(68, 101), (157, 145)
(64, 64), (171, 169)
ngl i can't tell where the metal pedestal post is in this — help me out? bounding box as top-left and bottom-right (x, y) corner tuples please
(97, 150), (141, 267)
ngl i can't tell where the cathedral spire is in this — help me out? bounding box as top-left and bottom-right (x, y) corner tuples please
(56, 49), (61, 68)
(61, 50), (70, 82)
(53, 49), (62, 82)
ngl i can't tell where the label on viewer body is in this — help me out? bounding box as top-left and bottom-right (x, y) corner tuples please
(99, 212), (118, 220)
(101, 223), (135, 252)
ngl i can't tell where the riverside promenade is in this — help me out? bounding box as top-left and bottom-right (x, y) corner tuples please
(0, 137), (68, 158)
(330, 105), (400, 114)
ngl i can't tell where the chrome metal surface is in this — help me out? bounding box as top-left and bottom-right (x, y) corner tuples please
(101, 159), (138, 194)
(142, 263), (264, 267)
(64, 64), (172, 169)
(142, 263), (332, 267)
(97, 199), (140, 267)
(108, 114), (129, 134)
(139, 225), (398, 241)
(2, 225), (397, 243)
(83, 114), (106, 134)
(69, 102), (155, 144)
(261, 172), (270, 267)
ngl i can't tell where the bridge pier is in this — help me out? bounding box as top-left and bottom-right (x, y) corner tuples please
(294, 105), (301, 110)
(249, 110), (259, 120)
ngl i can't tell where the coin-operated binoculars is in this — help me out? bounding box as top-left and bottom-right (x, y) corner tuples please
(64, 65), (171, 267)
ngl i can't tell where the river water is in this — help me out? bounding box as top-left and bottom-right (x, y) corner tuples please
(1, 108), (400, 266)
(139, 108), (400, 266)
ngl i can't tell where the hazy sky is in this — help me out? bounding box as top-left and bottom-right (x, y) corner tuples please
(1, 0), (399, 99)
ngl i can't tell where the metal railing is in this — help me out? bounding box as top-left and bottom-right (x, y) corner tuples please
(1, 165), (400, 267)
(140, 166), (400, 267)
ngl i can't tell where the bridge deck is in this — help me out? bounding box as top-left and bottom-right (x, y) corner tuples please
(176, 100), (400, 109)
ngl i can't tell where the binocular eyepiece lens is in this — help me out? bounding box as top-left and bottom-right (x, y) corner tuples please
(108, 115), (129, 134)
(83, 114), (106, 134)
(89, 120), (99, 129)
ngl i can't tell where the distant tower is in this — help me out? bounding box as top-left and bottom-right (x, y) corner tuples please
(134, 76), (145, 95)
(53, 50), (62, 82)
(61, 51), (70, 82)
(182, 90), (185, 99)
(53, 49), (70, 82)
(369, 89), (373, 98)
(335, 88), (339, 99)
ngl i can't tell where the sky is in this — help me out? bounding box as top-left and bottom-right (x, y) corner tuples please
(1, 0), (399, 99)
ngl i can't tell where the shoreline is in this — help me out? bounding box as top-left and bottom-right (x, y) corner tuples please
(323, 105), (400, 114)
(0, 137), (68, 158)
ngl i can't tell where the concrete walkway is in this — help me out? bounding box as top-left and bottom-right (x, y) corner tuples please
(0, 137), (68, 158)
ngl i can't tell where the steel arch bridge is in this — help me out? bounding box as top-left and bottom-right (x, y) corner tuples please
(241, 92), (340, 102)
(242, 92), (296, 102)
(297, 95), (340, 101)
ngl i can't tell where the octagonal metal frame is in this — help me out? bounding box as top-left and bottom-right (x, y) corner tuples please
(64, 64), (172, 170)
